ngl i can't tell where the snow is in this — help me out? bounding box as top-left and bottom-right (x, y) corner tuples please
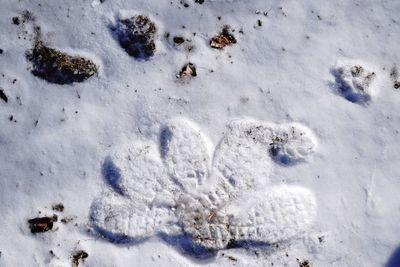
(0, 0), (399, 266)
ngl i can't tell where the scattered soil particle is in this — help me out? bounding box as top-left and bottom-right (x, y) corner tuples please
(177, 62), (197, 79)
(26, 41), (98, 84)
(173, 36), (185, 44)
(210, 26), (236, 49)
(227, 255), (237, 261)
(52, 203), (64, 212)
(390, 66), (399, 89)
(390, 66), (398, 79)
(72, 251), (88, 267)
(12, 16), (20, 25)
(13, 10), (35, 26)
(60, 217), (74, 224)
(112, 15), (157, 60)
(28, 214), (57, 233)
(257, 19), (262, 27)
(351, 65), (364, 77)
(195, 0), (205, 4)
(180, 0), (190, 7)
(0, 49), (3, 54)
(0, 89), (8, 103)
(21, 10), (35, 23)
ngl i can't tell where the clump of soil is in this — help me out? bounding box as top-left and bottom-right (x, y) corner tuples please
(72, 251), (88, 267)
(177, 62), (197, 79)
(112, 15), (157, 60)
(28, 214), (57, 233)
(26, 41), (98, 84)
(210, 26), (236, 49)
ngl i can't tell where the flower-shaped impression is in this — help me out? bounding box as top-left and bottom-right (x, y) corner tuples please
(90, 118), (318, 256)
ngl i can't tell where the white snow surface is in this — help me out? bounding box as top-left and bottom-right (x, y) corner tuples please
(0, 0), (400, 266)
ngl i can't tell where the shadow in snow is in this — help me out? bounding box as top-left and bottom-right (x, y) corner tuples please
(386, 246), (400, 267)
(101, 157), (124, 195)
(329, 68), (370, 104)
(159, 126), (173, 158)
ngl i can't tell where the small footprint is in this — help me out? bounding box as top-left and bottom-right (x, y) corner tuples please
(26, 41), (98, 84)
(330, 61), (377, 104)
(110, 13), (157, 60)
(90, 118), (318, 257)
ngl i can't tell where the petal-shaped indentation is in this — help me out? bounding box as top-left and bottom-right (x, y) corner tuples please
(229, 185), (317, 244)
(160, 118), (211, 193)
(104, 143), (178, 206)
(211, 119), (273, 202)
(90, 190), (177, 242)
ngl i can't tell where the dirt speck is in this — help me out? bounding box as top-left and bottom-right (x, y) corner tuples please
(52, 203), (64, 212)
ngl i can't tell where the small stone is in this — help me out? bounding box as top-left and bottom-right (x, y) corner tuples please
(177, 63), (197, 79)
(210, 26), (236, 49)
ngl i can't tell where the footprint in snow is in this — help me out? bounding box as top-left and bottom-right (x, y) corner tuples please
(110, 13), (157, 61)
(90, 118), (318, 257)
(330, 61), (378, 104)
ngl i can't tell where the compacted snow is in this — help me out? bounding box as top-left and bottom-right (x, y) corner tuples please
(0, 0), (399, 266)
